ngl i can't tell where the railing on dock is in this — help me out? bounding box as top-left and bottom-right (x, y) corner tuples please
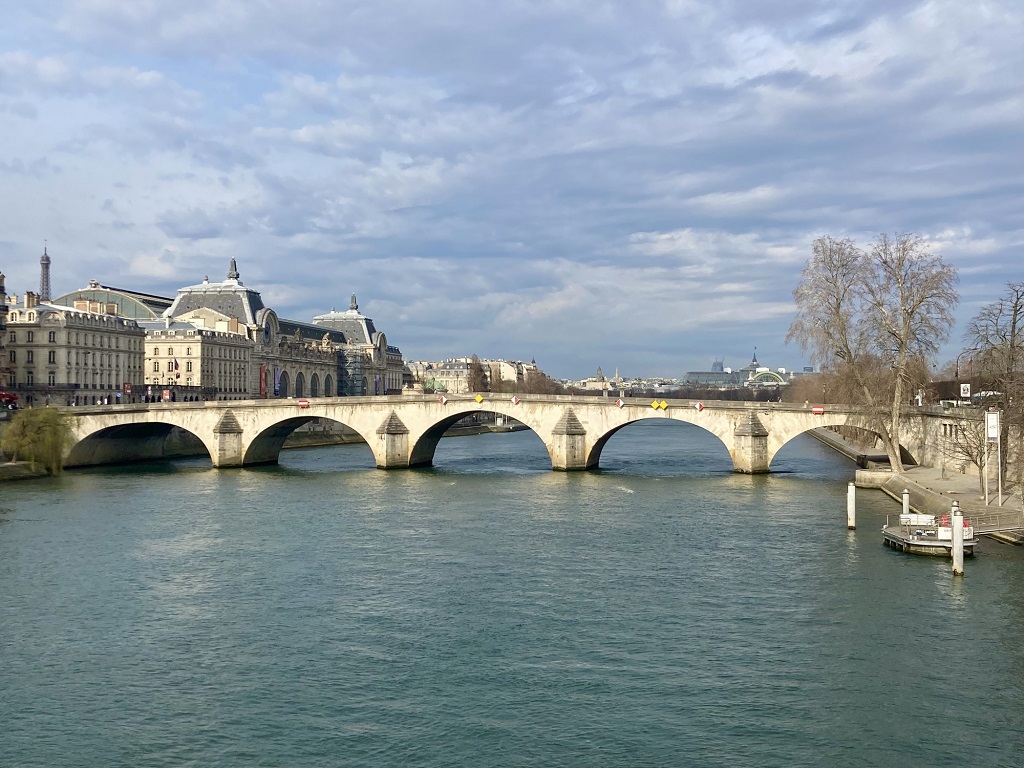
(966, 508), (1024, 534)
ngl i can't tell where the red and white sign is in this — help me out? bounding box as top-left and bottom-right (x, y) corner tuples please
(162, 389), (171, 402)
(296, 398), (310, 409)
(811, 405), (825, 415)
(960, 383), (971, 399)
(438, 395), (448, 405)
(694, 402), (704, 412)
(510, 395), (520, 405)
(615, 398), (625, 408)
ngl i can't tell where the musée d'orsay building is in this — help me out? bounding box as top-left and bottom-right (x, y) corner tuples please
(3, 256), (404, 405)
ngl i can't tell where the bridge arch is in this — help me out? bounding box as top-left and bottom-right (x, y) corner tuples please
(586, 416), (734, 470)
(766, 420), (917, 470)
(242, 415), (376, 466)
(408, 405), (550, 468)
(66, 417), (214, 468)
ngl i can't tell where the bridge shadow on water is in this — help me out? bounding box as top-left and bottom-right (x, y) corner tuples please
(261, 419), (859, 482)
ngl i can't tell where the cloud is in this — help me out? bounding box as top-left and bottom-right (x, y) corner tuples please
(1, 0), (1022, 376)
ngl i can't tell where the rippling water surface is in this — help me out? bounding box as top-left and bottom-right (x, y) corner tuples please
(3, 422), (1024, 767)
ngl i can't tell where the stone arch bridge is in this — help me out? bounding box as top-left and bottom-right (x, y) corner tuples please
(63, 394), (932, 473)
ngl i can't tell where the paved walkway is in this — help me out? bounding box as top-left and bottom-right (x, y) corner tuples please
(812, 427), (1024, 542)
(892, 465), (1024, 543)
(899, 464), (1022, 517)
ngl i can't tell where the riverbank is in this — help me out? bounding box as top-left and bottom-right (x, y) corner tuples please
(809, 426), (1024, 546)
(808, 426), (888, 468)
(0, 461), (50, 482)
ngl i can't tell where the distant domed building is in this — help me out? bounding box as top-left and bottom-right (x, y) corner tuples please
(58, 259), (405, 400)
(312, 294), (404, 395)
(684, 350), (791, 388)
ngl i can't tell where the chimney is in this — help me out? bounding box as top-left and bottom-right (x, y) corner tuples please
(25, 291), (39, 309)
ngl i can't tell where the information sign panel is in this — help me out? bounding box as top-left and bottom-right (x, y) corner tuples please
(986, 410), (1000, 442)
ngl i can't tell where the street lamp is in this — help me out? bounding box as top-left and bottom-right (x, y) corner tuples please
(955, 349), (974, 404)
(954, 350), (973, 381)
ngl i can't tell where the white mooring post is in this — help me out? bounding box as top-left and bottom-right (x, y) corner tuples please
(847, 482), (856, 530)
(902, 489), (910, 517)
(951, 501), (964, 577)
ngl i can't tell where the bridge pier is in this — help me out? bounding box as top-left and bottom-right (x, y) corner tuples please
(211, 411), (244, 467)
(549, 408), (591, 471)
(732, 412), (770, 474)
(374, 411), (413, 469)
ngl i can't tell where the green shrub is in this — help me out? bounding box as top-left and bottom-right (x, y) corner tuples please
(1, 408), (74, 475)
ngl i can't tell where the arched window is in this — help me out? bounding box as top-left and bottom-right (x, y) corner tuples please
(324, 375), (334, 396)
(278, 371), (290, 398)
(310, 374), (319, 397)
(294, 372), (305, 398)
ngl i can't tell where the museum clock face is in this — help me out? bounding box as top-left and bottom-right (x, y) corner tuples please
(263, 325), (272, 344)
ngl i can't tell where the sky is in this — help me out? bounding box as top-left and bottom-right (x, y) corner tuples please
(1, 1), (1021, 379)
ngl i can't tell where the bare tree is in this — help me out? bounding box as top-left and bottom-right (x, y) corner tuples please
(964, 282), (1024, 490)
(787, 233), (959, 470)
(941, 416), (988, 495)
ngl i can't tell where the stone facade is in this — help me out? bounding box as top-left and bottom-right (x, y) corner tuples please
(0, 272), (7, 388)
(3, 291), (145, 406)
(47, 259), (405, 402)
(311, 294), (405, 395)
(141, 320), (254, 401)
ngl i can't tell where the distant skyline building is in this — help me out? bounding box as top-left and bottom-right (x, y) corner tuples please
(683, 351), (796, 388)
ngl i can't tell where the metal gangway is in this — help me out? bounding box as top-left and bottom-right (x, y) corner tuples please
(961, 505), (1024, 535)
(881, 474), (1024, 536)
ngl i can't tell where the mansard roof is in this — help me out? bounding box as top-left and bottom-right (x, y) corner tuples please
(311, 295), (378, 345)
(164, 260), (265, 326)
(277, 317), (348, 345)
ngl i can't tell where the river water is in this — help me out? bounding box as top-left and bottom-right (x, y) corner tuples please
(2, 421), (1023, 767)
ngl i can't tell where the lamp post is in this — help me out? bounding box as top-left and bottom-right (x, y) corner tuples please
(954, 350), (973, 403)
